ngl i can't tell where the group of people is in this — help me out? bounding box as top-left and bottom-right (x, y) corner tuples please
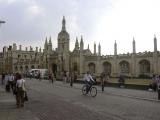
(149, 75), (160, 91)
(149, 74), (160, 99)
(1, 73), (27, 108)
(62, 71), (77, 87)
(48, 72), (56, 84)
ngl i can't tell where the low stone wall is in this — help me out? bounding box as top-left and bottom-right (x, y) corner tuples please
(58, 78), (149, 90)
(104, 83), (149, 90)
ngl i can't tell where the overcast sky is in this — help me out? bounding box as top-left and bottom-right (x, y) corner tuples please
(0, 0), (160, 55)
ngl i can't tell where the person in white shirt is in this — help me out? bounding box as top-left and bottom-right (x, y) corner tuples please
(84, 71), (95, 94)
(8, 74), (14, 92)
(4, 74), (9, 85)
(16, 74), (26, 108)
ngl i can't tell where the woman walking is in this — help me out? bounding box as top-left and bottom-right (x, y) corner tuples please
(15, 74), (26, 108)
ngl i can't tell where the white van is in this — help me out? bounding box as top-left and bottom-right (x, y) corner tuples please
(29, 69), (48, 79)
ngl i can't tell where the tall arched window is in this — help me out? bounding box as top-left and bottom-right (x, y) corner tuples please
(139, 60), (150, 74)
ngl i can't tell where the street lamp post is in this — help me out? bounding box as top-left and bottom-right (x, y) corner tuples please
(0, 20), (5, 26)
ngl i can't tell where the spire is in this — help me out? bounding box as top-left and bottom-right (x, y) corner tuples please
(75, 37), (79, 50)
(80, 35), (84, 51)
(76, 37), (78, 42)
(45, 37), (48, 44)
(49, 36), (52, 43)
(39, 47), (41, 52)
(154, 34), (157, 52)
(80, 36), (83, 44)
(94, 42), (96, 55)
(62, 16), (66, 31)
(132, 37), (136, 53)
(114, 40), (117, 55)
(98, 42), (101, 56)
(88, 44), (89, 50)
(44, 37), (48, 50)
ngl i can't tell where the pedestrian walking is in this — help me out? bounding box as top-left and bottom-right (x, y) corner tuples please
(66, 71), (70, 83)
(70, 72), (74, 87)
(5, 74), (10, 92)
(48, 73), (52, 83)
(156, 75), (160, 100)
(152, 74), (157, 92)
(118, 75), (125, 88)
(52, 73), (56, 84)
(8, 73), (15, 92)
(63, 71), (67, 84)
(2, 73), (5, 85)
(37, 71), (41, 81)
(15, 73), (27, 108)
(100, 72), (105, 92)
(30, 72), (32, 80)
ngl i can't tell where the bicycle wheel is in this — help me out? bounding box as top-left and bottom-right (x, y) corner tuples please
(90, 86), (97, 97)
(82, 85), (87, 95)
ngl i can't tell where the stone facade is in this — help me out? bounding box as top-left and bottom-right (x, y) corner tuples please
(0, 17), (160, 77)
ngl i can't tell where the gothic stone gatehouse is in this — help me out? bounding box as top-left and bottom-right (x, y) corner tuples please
(0, 17), (160, 78)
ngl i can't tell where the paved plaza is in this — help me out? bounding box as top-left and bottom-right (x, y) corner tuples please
(0, 79), (160, 120)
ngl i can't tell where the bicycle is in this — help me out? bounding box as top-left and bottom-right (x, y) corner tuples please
(82, 82), (97, 97)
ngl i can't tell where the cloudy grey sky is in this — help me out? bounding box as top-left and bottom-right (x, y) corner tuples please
(0, 0), (160, 55)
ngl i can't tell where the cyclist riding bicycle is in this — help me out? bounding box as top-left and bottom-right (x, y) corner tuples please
(83, 71), (95, 94)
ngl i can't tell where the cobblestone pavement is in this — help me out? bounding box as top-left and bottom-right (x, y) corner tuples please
(0, 78), (160, 120)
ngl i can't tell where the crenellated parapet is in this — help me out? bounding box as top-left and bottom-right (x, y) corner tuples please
(136, 51), (153, 57)
(101, 55), (114, 59)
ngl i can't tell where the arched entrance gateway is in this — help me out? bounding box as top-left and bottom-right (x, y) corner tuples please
(103, 61), (111, 75)
(139, 59), (150, 75)
(52, 63), (57, 74)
